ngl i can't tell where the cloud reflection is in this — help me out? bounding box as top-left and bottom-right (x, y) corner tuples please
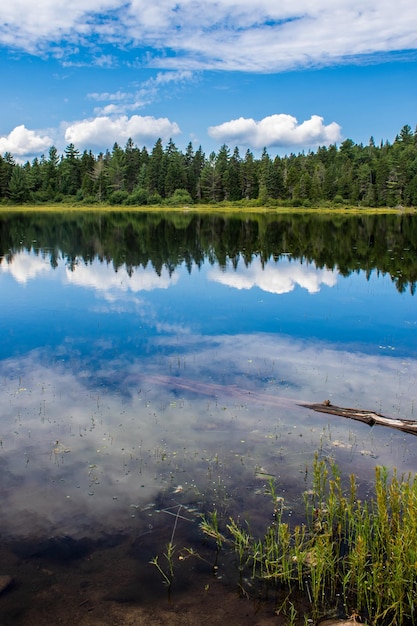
(0, 250), (51, 284)
(0, 250), (179, 296)
(1, 330), (416, 539)
(0, 249), (336, 298)
(208, 257), (337, 294)
(65, 259), (179, 298)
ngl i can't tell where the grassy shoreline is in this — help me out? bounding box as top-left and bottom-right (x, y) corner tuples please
(0, 202), (416, 215)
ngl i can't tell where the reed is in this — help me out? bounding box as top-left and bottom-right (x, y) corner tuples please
(199, 508), (227, 571)
(199, 454), (417, 625)
(226, 517), (252, 590)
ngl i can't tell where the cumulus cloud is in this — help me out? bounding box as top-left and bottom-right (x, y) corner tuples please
(208, 114), (342, 149)
(0, 1), (416, 71)
(0, 125), (52, 157)
(64, 114), (181, 149)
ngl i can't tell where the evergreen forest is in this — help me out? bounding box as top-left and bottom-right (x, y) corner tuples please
(1, 123), (417, 207)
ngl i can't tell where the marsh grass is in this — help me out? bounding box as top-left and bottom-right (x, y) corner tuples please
(200, 453), (417, 625)
(200, 509), (226, 571)
(1, 202), (414, 216)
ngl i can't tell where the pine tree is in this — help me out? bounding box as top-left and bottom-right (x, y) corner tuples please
(106, 143), (126, 192)
(164, 139), (187, 197)
(227, 147), (242, 201)
(124, 138), (141, 193)
(8, 165), (29, 203)
(0, 153), (15, 198)
(60, 143), (81, 195)
(147, 138), (165, 196)
(242, 149), (258, 199)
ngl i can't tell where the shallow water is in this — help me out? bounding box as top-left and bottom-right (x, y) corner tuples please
(0, 210), (416, 622)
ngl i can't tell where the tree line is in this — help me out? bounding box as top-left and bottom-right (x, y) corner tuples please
(1, 124), (417, 207)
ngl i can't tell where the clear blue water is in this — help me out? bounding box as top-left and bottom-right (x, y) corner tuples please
(0, 212), (416, 543)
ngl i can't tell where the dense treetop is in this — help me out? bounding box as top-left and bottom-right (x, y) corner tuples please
(1, 124), (417, 207)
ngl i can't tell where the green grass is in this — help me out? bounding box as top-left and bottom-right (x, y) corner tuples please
(199, 454), (417, 625)
(0, 201), (415, 215)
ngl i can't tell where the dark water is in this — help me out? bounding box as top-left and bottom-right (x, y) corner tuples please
(0, 209), (417, 622)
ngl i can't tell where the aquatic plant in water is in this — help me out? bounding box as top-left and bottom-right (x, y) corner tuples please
(149, 505), (182, 595)
(199, 453), (417, 625)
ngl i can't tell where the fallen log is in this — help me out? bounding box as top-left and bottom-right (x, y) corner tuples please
(300, 400), (417, 436)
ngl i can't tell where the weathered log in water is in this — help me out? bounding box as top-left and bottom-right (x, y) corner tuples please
(300, 401), (417, 436)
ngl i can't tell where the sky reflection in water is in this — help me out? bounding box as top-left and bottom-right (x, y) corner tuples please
(1, 244), (417, 539)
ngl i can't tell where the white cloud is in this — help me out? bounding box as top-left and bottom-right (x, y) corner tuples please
(208, 256), (338, 294)
(64, 114), (181, 149)
(0, 1), (416, 71)
(208, 114), (342, 149)
(88, 71), (195, 116)
(0, 125), (52, 157)
(149, 70), (193, 85)
(0, 0), (120, 53)
(88, 90), (131, 102)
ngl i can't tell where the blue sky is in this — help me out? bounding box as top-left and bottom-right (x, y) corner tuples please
(1, 0), (417, 161)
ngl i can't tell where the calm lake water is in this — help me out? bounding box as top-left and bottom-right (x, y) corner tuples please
(0, 210), (417, 620)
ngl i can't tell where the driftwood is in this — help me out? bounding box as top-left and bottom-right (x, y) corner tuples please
(300, 400), (417, 436)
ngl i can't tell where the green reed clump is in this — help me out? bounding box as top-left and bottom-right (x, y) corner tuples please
(226, 517), (253, 589)
(200, 454), (417, 625)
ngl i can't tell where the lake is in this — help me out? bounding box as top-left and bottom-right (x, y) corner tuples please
(1, 209), (417, 623)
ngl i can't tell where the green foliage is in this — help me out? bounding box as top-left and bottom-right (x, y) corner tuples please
(106, 143), (126, 192)
(148, 191), (163, 205)
(108, 190), (129, 205)
(8, 166), (29, 203)
(165, 188), (193, 206)
(0, 152), (15, 198)
(125, 187), (149, 205)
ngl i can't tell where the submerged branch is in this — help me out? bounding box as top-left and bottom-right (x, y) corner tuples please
(144, 374), (417, 437)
